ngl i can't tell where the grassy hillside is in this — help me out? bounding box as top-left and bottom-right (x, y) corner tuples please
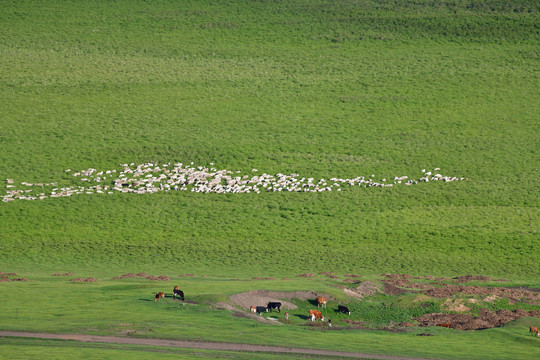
(1, 1), (539, 359)
(1, 0), (538, 278)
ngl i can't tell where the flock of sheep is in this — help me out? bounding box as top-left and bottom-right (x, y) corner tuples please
(2, 162), (467, 202)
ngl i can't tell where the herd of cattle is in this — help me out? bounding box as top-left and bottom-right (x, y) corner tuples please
(156, 290), (350, 327)
(2, 162), (467, 202)
(154, 288), (540, 333)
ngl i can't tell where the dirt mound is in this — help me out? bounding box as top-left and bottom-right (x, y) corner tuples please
(383, 278), (434, 289)
(53, 272), (74, 276)
(113, 273), (170, 281)
(0, 277), (28, 282)
(415, 276), (450, 281)
(297, 273), (314, 278)
(146, 275), (170, 281)
(70, 277), (97, 282)
(416, 309), (540, 330)
(452, 275), (508, 283)
(383, 282), (408, 295)
(341, 281), (382, 299)
(252, 277), (275, 280)
(382, 274), (412, 280)
(230, 290), (322, 311)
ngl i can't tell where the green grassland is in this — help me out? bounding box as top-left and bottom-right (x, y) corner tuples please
(0, 0), (539, 358)
(0, 274), (539, 360)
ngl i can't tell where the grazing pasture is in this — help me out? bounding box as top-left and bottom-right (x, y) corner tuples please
(0, 0), (538, 359)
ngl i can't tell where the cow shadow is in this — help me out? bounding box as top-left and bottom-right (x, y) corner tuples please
(307, 299), (319, 306)
(295, 314), (311, 320)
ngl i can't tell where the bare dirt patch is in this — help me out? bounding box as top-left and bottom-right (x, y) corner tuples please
(113, 273), (170, 281)
(229, 290), (325, 311)
(452, 275), (508, 283)
(383, 282), (408, 295)
(70, 277), (97, 282)
(416, 309), (540, 330)
(341, 281), (382, 299)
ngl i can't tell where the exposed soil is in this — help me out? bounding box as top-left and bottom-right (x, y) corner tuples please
(70, 277), (97, 282)
(416, 309), (540, 330)
(369, 274), (540, 330)
(0, 272), (28, 282)
(229, 290), (328, 312)
(383, 282), (408, 295)
(113, 273), (170, 281)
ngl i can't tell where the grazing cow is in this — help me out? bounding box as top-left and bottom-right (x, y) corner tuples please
(285, 312), (289, 320)
(530, 326), (539, 336)
(316, 296), (327, 309)
(337, 305), (350, 315)
(154, 292), (165, 302)
(308, 310), (324, 321)
(267, 302), (282, 313)
(173, 286), (185, 300)
(250, 306), (268, 314)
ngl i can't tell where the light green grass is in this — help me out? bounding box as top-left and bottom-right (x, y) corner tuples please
(0, 276), (539, 360)
(0, 1), (539, 359)
(0, 338), (332, 360)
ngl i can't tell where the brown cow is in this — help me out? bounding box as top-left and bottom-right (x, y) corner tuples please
(316, 296), (327, 309)
(154, 292), (165, 302)
(530, 326), (539, 336)
(308, 309), (324, 321)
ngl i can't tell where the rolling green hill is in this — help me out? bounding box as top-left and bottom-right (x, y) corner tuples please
(1, 1), (539, 359)
(1, 0), (538, 278)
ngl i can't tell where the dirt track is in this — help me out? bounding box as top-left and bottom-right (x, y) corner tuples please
(0, 331), (434, 359)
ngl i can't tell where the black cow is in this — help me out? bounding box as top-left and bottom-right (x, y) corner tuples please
(267, 302), (282, 313)
(173, 288), (185, 301)
(255, 306), (268, 314)
(337, 305), (350, 315)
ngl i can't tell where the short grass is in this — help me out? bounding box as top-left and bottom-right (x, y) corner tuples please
(0, 0), (539, 359)
(0, 275), (539, 360)
(0, 338), (324, 360)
